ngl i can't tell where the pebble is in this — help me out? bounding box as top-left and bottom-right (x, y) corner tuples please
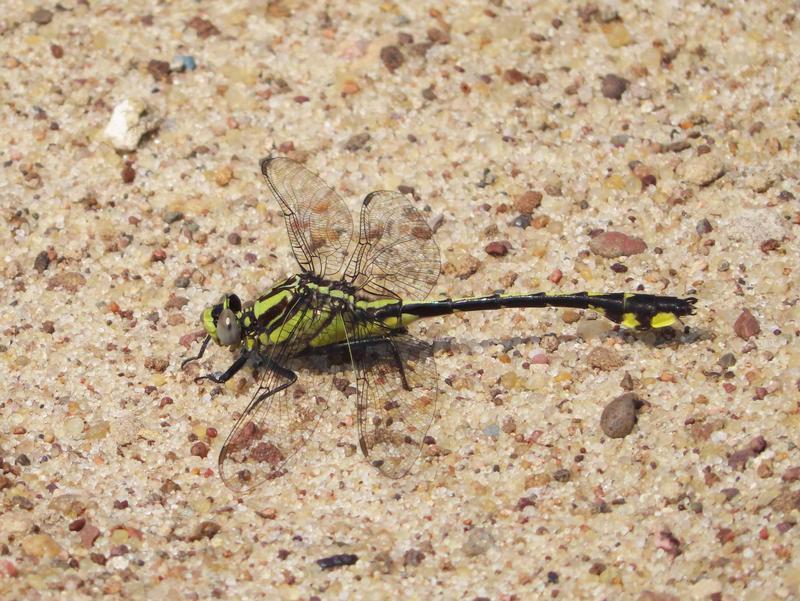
(104, 98), (161, 152)
(187, 15), (220, 38)
(718, 352), (736, 368)
(587, 346), (624, 370)
(317, 553), (358, 570)
(589, 231), (647, 258)
(428, 213), (444, 233)
(727, 436), (767, 470)
(681, 153), (725, 186)
(552, 468), (571, 482)
(485, 241), (511, 257)
(344, 133), (371, 152)
(188, 521), (221, 541)
(47, 272), (86, 293)
(477, 168), (496, 188)
(776, 522), (795, 534)
(427, 27), (450, 44)
(84, 421), (110, 440)
(31, 8), (53, 25)
(733, 309), (760, 339)
(380, 45), (404, 72)
(501, 416), (516, 434)
(144, 356), (169, 374)
(601, 74), (629, 99)
(504, 68), (527, 84)
(403, 548), (425, 566)
(147, 59), (171, 82)
(462, 528), (495, 557)
(512, 214), (531, 228)
(655, 529), (682, 557)
(171, 55), (197, 72)
(121, 164), (135, 183)
(161, 479), (181, 494)
(770, 488), (800, 513)
(341, 79), (360, 95)
(696, 218), (713, 235)
(33, 250), (50, 272)
(660, 140), (692, 153)
(64, 416), (84, 438)
(163, 210), (184, 224)
(80, 525), (101, 548)
(164, 296), (188, 310)
(514, 190), (542, 214)
(21, 534), (61, 558)
(48, 494), (86, 517)
(610, 134), (628, 147)
(760, 238), (780, 253)
(214, 165), (233, 187)
(2, 560), (18, 578)
(629, 82), (652, 100)
(191, 441), (209, 458)
(782, 467), (800, 482)
(601, 21), (632, 47)
(589, 562), (606, 575)
(516, 495), (536, 511)
(13, 495), (33, 510)
(600, 393), (639, 438)
(482, 423), (500, 438)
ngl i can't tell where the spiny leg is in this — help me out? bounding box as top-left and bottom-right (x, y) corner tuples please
(386, 337), (411, 391)
(181, 335), (212, 369)
(303, 336), (412, 391)
(195, 352), (250, 384)
(251, 355), (297, 404)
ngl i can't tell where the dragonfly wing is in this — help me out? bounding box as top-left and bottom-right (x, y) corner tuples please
(345, 190), (441, 300)
(218, 294), (336, 492)
(261, 157), (354, 278)
(348, 328), (438, 478)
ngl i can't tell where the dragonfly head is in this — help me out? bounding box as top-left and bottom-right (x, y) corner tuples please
(202, 293), (243, 346)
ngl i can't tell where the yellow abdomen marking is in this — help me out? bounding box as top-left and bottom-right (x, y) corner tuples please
(650, 312), (677, 329)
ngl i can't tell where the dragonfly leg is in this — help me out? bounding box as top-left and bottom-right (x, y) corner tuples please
(309, 336), (413, 391)
(195, 352), (250, 384)
(386, 337), (411, 391)
(181, 335), (211, 369)
(252, 355), (297, 404)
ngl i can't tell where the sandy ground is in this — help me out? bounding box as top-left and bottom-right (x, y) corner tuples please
(1, 1), (799, 599)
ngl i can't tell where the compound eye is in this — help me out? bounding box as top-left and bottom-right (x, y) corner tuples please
(227, 293), (242, 313)
(215, 308), (242, 346)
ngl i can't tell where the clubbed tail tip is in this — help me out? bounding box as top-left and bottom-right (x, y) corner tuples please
(621, 294), (698, 329)
(683, 297), (698, 316)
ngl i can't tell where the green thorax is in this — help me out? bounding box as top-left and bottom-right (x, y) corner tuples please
(238, 275), (420, 352)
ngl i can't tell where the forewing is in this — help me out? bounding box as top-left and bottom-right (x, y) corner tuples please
(261, 157), (354, 278)
(218, 296), (339, 492)
(345, 191), (440, 300)
(350, 329), (438, 479)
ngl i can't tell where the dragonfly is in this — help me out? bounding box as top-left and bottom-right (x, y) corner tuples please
(182, 157), (697, 492)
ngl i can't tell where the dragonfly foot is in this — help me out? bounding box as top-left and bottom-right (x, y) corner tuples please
(195, 372), (224, 384)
